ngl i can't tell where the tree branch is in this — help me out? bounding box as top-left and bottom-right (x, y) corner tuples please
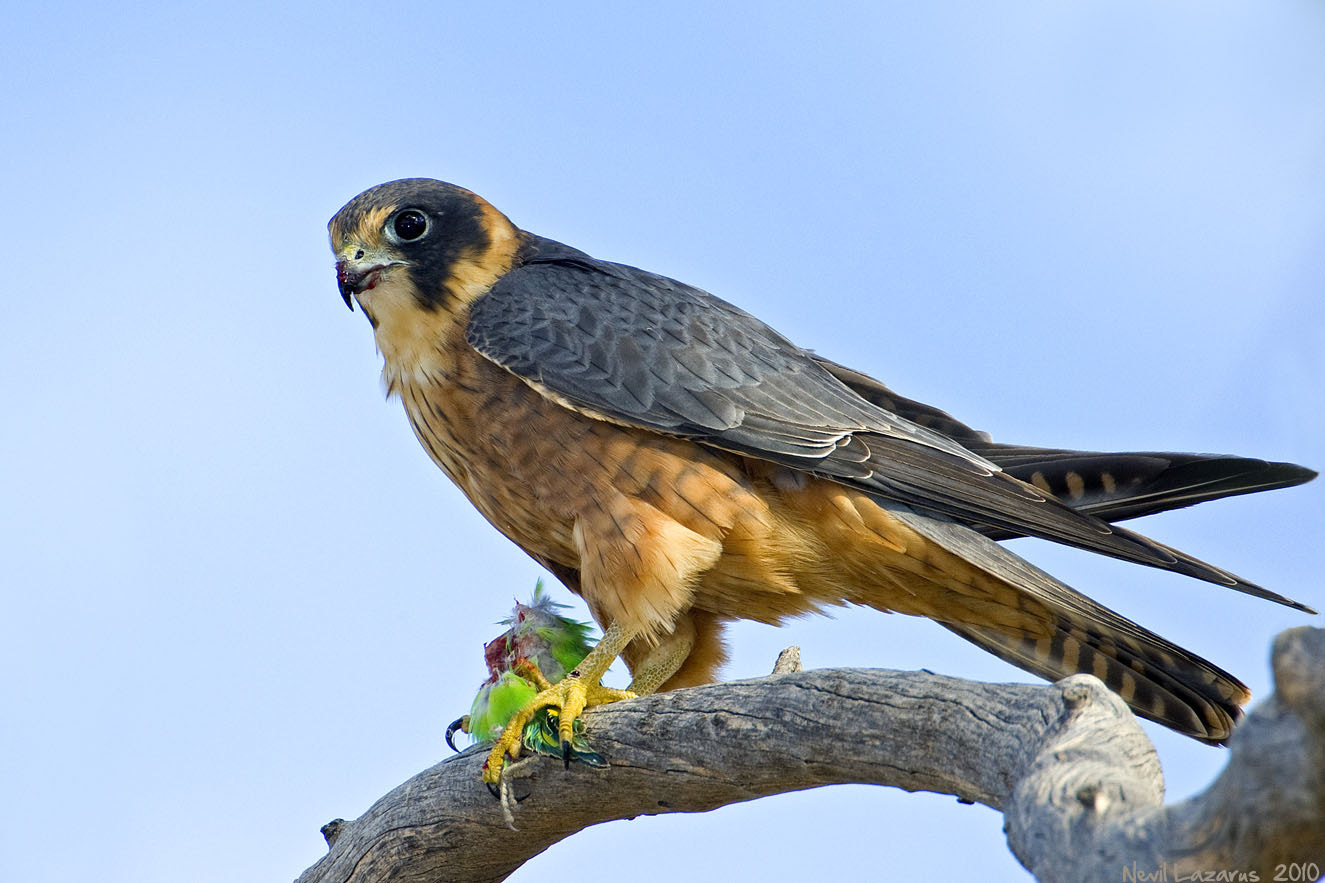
(296, 628), (1325, 883)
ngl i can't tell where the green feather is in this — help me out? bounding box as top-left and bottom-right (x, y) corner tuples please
(454, 581), (605, 767)
(467, 671), (537, 742)
(522, 710), (609, 769)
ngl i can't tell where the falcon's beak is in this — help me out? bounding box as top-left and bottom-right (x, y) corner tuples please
(335, 250), (405, 311)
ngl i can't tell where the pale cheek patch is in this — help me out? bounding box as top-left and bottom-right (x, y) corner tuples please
(372, 278), (467, 389)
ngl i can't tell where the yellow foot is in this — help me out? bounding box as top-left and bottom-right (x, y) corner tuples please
(482, 673), (635, 784)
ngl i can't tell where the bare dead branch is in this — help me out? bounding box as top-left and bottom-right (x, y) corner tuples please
(296, 627), (1325, 883)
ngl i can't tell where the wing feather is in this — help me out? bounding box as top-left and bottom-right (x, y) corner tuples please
(466, 236), (1309, 609)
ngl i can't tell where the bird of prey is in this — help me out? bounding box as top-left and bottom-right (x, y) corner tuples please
(328, 178), (1315, 783)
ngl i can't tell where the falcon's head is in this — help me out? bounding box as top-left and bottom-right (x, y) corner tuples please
(328, 178), (521, 326)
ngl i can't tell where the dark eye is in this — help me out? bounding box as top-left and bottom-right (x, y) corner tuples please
(391, 209), (429, 242)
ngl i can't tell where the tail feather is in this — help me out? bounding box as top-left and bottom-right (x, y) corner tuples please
(814, 354), (1316, 530)
(971, 446), (1316, 530)
(939, 617), (1246, 743)
(807, 357), (1311, 738)
(887, 505), (1251, 744)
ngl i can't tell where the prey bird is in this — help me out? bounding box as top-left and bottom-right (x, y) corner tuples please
(448, 583), (607, 770)
(328, 178), (1315, 783)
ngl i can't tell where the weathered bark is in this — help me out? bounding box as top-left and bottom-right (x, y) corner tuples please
(296, 627), (1325, 883)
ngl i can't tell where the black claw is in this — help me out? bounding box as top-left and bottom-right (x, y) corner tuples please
(445, 716), (469, 753)
(486, 780), (501, 800)
(562, 739), (573, 770)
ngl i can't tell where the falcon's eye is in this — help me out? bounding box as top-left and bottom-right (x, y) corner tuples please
(389, 209), (430, 243)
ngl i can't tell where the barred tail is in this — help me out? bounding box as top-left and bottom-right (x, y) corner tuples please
(939, 615), (1248, 744)
(881, 505), (1253, 744)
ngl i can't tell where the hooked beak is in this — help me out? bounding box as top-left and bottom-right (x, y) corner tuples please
(335, 253), (405, 310)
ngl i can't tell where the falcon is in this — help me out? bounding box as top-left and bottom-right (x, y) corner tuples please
(328, 178), (1315, 782)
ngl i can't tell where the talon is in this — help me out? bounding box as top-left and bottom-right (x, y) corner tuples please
(486, 779), (501, 800)
(481, 678), (635, 784)
(445, 715), (470, 753)
(480, 621), (639, 785)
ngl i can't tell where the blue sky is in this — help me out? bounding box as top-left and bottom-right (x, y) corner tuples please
(2, 3), (1322, 881)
